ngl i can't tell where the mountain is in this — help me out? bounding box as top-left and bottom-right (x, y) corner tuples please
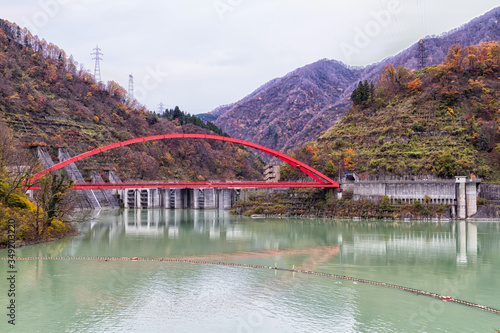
(0, 20), (263, 182)
(211, 6), (500, 154)
(213, 59), (363, 153)
(281, 41), (500, 182)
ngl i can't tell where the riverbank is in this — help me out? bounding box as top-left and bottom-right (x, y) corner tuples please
(232, 189), (455, 221)
(0, 201), (76, 250)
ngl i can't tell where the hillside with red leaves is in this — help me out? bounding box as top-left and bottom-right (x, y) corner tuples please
(0, 20), (263, 182)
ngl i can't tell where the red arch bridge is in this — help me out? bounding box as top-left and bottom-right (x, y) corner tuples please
(29, 134), (339, 209)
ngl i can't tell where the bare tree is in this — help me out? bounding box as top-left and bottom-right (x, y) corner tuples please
(0, 122), (41, 203)
(0, 121), (91, 236)
(32, 173), (78, 234)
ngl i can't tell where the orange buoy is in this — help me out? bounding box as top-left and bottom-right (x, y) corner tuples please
(442, 296), (453, 300)
(131, 257), (138, 261)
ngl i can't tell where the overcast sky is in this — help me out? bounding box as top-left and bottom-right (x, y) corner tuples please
(2, 0), (499, 114)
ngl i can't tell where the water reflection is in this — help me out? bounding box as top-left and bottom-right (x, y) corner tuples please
(3, 211), (500, 333)
(78, 210), (487, 268)
(338, 221), (479, 265)
(81, 209), (233, 240)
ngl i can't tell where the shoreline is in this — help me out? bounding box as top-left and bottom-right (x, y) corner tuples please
(3, 208), (499, 251)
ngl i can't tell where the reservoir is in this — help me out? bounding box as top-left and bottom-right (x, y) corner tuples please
(1, 209), (499, 332)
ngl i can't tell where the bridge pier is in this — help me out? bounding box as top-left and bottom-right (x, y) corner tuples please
(466, 181), (478, 218)
(192, 189), (200, 209)
(122, 189), (135, 208)
(204, 189), (216, 209)
(456, 177), (467, 219)
(119, 187), (240, 210)
(175, 189), (183, 209)
(151, 189), (160, 208)
(222, 189), (236, 210)
(161, 189), (169, 208)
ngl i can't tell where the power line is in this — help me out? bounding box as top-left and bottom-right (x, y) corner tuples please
(416, 0), (427, 37)
(422, 0), (427, 36)
(387, 0), (405, 51)
(379, 0), (400, 51)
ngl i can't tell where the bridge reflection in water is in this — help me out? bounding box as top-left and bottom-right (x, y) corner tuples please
(83, 209), (233, 239)
(80, 210), (482, 267)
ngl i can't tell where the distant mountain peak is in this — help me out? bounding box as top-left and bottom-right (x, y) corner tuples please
(211, 6), (500, 155)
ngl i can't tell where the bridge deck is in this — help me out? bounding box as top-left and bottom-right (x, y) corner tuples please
(28, 182), (339, 190)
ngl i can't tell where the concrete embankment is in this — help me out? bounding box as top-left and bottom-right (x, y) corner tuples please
(342, 176), (489, 220)
(472, 183), (500, 221)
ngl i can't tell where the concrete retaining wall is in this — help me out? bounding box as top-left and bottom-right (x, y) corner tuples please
(344, 177), (480, 219)
(349, 181), (457, 204)
(474, 183), (500, 220)
(478, 184), (500, 203)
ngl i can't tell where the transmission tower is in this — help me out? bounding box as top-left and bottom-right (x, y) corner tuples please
(158, 102), (164, 114)
(128, 74), (134, 98)
(417, 39), (428, 70)
(91, 45), (103, 82)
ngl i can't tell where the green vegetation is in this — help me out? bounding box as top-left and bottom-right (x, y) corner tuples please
(232, 189), (450, 220)
(0, 177), (75, 248)
(351, 80), (375, 105)
(160, 106), (229, 137)
(283, 42), (500, 181)
(0, 124), (75, 248)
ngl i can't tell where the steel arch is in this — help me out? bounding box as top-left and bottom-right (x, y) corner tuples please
(30, 134), (339, 186)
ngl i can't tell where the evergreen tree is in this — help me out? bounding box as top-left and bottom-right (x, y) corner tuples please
(158, 105), (229, 136)
(351, 81), (363, 105)
(351, 80), (373, 105)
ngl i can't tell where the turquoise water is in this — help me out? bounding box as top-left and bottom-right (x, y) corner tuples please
(1, 209), (499, 332)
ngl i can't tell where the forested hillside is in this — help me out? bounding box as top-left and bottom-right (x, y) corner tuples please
(0, 20), (263, 182)
(212, 59), (363, 155)
(282, 41), (500, 182)
(211, 7), (500, 155)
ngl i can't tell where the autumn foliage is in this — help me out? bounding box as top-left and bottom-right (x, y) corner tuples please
(285, 41), (500, 181)
(0, 19), (263, 182)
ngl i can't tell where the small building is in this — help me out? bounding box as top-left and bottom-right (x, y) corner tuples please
(264, 164), (280, 182)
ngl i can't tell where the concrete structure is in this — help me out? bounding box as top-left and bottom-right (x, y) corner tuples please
(342, 177), (481, 219)
(58, 148), (101, 209)
(342, 171), (360, 183)
(120, 188), (238, 210)
(472, 183), (500, 220)
(36, 147), (122, 209)
(107, 170), (123, 196)
(37, 147), (102, 209)
(91, 170), (120, 208)
(36, 147), (56, 169)
(264, 164), (280, 182)
(456, 176), (467, 219)
(478, 183), (500, 205)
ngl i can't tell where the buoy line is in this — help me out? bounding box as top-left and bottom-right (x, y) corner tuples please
(4, 256), (500, 315)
